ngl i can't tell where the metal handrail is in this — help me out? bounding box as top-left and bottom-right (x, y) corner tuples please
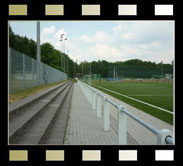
(78, 80), (173, 145)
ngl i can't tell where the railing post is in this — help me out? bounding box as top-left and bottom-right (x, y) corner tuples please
(87, 85), (90, 102)
(92, 89), (96, 110)
(104, 96), (110, 131)
(23, 53), (26, 90)
(118, 105), (127, 145)
(89, 87), (92, 105)
(96, 93), (102, 118)
(157, 129), (173, 145)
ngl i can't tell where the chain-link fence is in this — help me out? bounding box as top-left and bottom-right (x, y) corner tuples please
(9, 48), (67, 93)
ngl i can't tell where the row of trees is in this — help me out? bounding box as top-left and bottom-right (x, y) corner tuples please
(78, 60), (173, 79)
(9, 26), (76, 78)
(9, 26), (173, 79)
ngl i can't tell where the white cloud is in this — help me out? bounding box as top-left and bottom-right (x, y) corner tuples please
(121, 33), (134, 40)
(112, 21), (174, 44)
(80, 35), (92, 43)
(39, 21), (174, 64)
(112, 24), (127, 34)
(41, 26), (55, 38)
(78, 31), (111, 43)
(87, 44), (123, 62)
(93, 31), (111, 42)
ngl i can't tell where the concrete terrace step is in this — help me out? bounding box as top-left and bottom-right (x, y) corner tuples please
(14, 83), (73, 145)
(43, 84), (74, 144)
(9, 81), (69, 119)
(9, 82), (71, 144)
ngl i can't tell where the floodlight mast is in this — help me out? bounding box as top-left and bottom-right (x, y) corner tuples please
(64, 38), (67, 73)
(60, 34), (64, 70)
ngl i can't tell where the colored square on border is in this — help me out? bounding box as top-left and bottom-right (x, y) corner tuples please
(155, 150), (174, 161)
(45, 5), (64, 15)
(82, 150), (101, 161)
(9, 150), (28, 161)
(82, 5), (100, 16)
(118, 5), (137, 15)
(155, 5), (173, 15)
(9, 5), (27, 16)
(119, 150), (137, 161)
(46, 150), (64, 161)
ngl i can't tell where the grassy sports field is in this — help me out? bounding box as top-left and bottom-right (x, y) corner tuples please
(91, 80), (174, 125)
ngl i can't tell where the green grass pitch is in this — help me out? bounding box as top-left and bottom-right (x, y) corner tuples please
(91, 80), (173, 125)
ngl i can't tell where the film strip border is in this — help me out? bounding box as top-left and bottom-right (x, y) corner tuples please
(8, 4), (174, 16)
(3, 1), (178, 166)
(7, 149), (176, 163)
(7, 0), (175, 18)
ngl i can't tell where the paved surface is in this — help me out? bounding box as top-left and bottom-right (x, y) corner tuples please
(64, 83), (138, 145)
(64, 82), (173, 145)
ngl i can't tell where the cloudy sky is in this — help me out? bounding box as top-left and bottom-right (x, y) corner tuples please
(9, 21), (174, 64)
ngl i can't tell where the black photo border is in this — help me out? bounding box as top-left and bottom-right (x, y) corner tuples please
(0, 0), (181, 166)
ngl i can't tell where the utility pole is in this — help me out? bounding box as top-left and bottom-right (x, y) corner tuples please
(114, 67), (115, 79)
(116, 63), (118, 79)
(37, 21), (41, 85)
(161, 61), (164, 79)
(90, 63), (92, 85)
(74, 60), (75, 79)
(74, 59), (77, 79)
(76, 59), (78, 78)
(82, 62), (83, 80)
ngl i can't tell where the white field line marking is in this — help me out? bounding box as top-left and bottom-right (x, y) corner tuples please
(92, 84), (174, 115)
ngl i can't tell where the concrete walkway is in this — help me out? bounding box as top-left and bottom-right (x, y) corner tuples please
(64, 82), (173, 145)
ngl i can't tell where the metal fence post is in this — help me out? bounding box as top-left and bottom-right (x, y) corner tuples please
(118, 105), (127, 145)
(23, 53), (26, 90)
(9, 48), (12, 93)
(37, 60), (39, 86)
(40, 62), (43, 85)
(32, 58), (34, 87)
(157, 129), (173, 145)
(104, 96), (110, 131)
(97, 93), (102, 118)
